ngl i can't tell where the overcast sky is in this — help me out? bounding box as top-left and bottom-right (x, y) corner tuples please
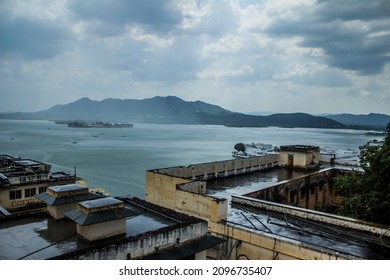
(1, 0), (390, 114)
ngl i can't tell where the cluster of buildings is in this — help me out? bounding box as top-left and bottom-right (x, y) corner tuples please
(1, 145), (389, 260)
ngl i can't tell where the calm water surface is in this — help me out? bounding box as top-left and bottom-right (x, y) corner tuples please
(0, 119), (382, 198)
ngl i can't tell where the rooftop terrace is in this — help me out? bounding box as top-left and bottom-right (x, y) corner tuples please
(204, 166), (390, 259)
(0, 196), (221, 260)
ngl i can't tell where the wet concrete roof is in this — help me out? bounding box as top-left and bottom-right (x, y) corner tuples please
(206, 166), (390, 259)
(206, 167), (307, 202)
(49, 184), (85, 193)
(228, 203), (390, 259)
(79, 197), (122, 209)
(0, 196), (181, 260)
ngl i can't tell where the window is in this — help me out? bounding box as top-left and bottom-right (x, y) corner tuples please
(24, 188), (36, 198)
(300, 188), (306, 199)
(38, 186), (47, 193)
(9, 190), (22, 200)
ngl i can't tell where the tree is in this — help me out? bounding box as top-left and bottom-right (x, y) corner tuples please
(234, 143), (246, 153)
(335, 123), (390, 225)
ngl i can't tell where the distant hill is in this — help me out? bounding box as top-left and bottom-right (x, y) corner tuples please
(0, 96), (348, 129)
(325, 113), (390, 130)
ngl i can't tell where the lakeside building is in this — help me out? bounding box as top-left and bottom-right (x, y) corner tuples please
(0, 154), (78, 212)
(145, 150), (390, 260)
(1, 147), (389, 260)
(0, 194), (223, 260)
(0, 155), (224, 260)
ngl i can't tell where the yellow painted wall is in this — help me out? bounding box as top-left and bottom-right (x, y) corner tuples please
(77, 219), (126, 241)
(209, 222), (348, 260)
(175, 189), (227, 222)
(0, 184), (45, 209)
(145, 171), (191, 209)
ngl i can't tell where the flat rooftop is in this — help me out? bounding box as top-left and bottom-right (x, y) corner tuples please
(206, 167), (308, 201)
(0, 196), (185, 260)
(228, 203), (390, 259)
(206, 166), (390, 259)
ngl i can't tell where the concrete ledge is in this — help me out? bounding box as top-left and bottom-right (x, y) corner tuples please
(232, 195), (390, 237)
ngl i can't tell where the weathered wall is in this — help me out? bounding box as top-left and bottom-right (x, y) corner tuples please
(61, 220), (209, 260)
(177, 181), (206, 195)
(146, 170), (228, 223)
(244, 168), (337, 211)
(231, 196), (390, 238)
(153, 155), (279, 180)
(209, 222), (349, 260)
(145, 171), (191, 209)
(279, 150), (320, 168)
(145, 156), (278, 220)
(77, 219), (126, 241)
(175, 189), (227, 222)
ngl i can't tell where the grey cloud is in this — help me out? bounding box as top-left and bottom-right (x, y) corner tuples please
(69, 0), (182, 35)
(316, 0), (390, 21)
(291, 69), (352, 87)
(265, 0), (390, 74)
(0, 17), (68, 59)
(132, 36), (205, 81)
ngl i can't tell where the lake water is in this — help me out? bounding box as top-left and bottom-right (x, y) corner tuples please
(0, 119), (381, 198)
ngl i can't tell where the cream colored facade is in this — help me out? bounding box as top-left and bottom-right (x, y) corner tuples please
(47, 203), (78, 220)
(145, 156), (390, 260)
(0, 184), (44, 209)
(146, 169), (347, 260)
(278, 145), (320, 169)
(77, 219), (126, 242)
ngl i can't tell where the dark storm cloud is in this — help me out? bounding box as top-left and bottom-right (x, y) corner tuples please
(265, 0), (390, 74)
(0, 17), (68, 59)
(69, 0), (182, 34)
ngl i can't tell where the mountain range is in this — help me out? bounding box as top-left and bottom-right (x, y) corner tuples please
(1, 96), (389, 130)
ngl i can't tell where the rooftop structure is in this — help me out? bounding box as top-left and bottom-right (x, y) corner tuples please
(145, 155), (390, 260)
(0, 196), (224, 260)
(0, 154), (78, 212)
(63, 197), (138, 241)
(278, 145), (320, 170)
(35, 184), (102, 219)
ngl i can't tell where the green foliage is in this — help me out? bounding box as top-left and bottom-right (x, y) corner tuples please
(234, 143), (246, 153)
(335, 123), (390, 225)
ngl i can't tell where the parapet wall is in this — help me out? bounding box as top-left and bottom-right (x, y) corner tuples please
(231, 196), (390, 238)
(154, 154), (279, 180)
(175, 189), (228, 223)
(244, 168), (338, 210)
(146, 156), (278, 223)
(210, 221), (350, 260)
(56, 220), (209, 260)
